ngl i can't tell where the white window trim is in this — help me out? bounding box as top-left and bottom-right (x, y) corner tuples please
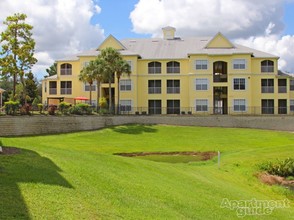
(120, 79), (132, 92)
(232, 59), (247, 70)
(195, 78), (209, 91)
(195, 60), (209, 70)
(195, 99), (209, 112)
(233, 99), (247, 112)
(232, 78), (246, 91)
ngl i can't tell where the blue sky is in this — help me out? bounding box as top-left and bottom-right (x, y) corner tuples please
(283, 2), (294, 35)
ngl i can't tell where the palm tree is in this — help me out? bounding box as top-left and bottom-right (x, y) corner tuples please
(114, 59), (131, 114)
(79, 61), (96, 105)
(98, 47), (121, 113)
(92, 59), (105, 112)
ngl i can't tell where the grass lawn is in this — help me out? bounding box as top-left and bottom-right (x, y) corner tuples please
(0, 125), (293, 219)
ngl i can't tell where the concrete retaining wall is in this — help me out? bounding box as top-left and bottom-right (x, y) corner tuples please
(0, 115), (294, 137)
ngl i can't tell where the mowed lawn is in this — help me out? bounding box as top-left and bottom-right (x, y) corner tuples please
(0, 125), (293, 219)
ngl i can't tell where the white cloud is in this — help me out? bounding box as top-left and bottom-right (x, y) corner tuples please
(0, 0), (105, 78)
(235, 35), (294, 73)
(130, 0), (294, 73)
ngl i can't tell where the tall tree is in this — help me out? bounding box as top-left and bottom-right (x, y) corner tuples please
(45, 62), (57, 77)
(24, 72), (38, 104)
(98, 47), (126, 113)
(79, 61), (96, 105)
(92, 59), (105, 111)
(0, 13), (37, 99)
(114, 59), (131, 114)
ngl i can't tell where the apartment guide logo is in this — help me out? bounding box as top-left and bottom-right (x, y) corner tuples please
(220, 198), (291, 217)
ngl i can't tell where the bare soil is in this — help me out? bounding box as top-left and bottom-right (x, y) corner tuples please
(258, 172), (294, 190)
(0, 147), (21, 155)
(114, 151), (217, 161)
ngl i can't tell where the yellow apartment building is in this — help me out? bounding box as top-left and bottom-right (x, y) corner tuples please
(42, 27), (294, 115)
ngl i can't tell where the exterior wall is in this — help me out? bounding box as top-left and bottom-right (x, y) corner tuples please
(1, 115), (294, 137)
(41, 34), (293, 115)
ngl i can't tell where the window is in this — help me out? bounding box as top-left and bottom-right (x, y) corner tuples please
(167, 80), (180, 94)
(195, 79), (208, 90)
(261, 99), (274, 114)
(261, 79), (274, 93)
(84, 82), (96, 92)
(195, 60), (208, 70)
(233, 78), (246, 90)
(213, 61), (227, 82)
(148, 80), (161, 94)
(167, 100), (180, 114)
(233, 59), (246, 69)
(167, 61), (180, 73)
(290, 100), (294, 112)
(195, 99), (208, 112)
(49, 81), (57, 95)
(82, 61), (89, 67)
(278, 99), (287, 114)
(278, 79), (287, 93)
(290, 80), (294, 91)
(148, 100), (162, 114)
(120, 79), (132, 91)
(261, 60), (274, 72)
(60, 81), (72, 94)
(233, 99), (246, 112)
(60, 63), (72, 75)
(120, 100), (132, 112)
(148, 62), (161, 74)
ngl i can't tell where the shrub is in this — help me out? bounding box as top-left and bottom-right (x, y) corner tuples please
(37, 104), (43, 114)
(20, 104), (32, 115)
(4, 101), (20, 115)
(48, 105), (57, 115)
(259, 158), (294, 177)
(99, 97), (108, 109)
(69, 103), (92, 115)
(59, 102), (71, 115)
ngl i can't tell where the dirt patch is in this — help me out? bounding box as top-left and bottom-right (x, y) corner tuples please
(114, 151), (217, 161)
(0, 146), (21, 155)
(257, 172), (294, 190)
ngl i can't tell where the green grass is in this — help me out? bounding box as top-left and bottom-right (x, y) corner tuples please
(0, 125), (293, 219)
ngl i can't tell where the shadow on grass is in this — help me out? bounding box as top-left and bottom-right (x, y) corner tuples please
(110, 124), (157, 135)
(0, 148), (73, 220)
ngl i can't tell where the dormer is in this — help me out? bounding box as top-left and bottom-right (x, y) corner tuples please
(162, 26), (176, 40)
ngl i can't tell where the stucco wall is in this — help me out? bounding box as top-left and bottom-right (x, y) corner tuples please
(0, 115), (294, 137)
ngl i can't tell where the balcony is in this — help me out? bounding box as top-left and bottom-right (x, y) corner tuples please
(60, 88), (72, 95)
(148, 67), (161, 74)
(167, 67), (180, 74)
(49, 88), (57, 95)
(261, 86), (274, 93)
(167, 87), (180, 94)
(148, 87), (161, 94)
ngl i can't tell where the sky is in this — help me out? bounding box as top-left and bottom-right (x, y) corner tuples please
(0, 0), (294, 79)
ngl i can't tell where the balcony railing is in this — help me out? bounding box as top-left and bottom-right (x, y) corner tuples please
(148, 67), (161, 74)
(60, 88), (72, 95)
(278, 86), (287, 93)
(261, 86), (274, 93)
(148, 87), (161, 94)
(60, 69), (72, 75)
(49, 88), (57, 95)
(167, 67), (180, 74)
(167, 87), (180, 94)
(261, 66), (274, 72)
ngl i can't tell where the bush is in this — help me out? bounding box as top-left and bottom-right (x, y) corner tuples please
(20, 104), (32, 115)
(58, 102), (71, 115)
(37, 104), (43, 114)
(69, 103), (92, 115)
(48, 105), (57, 115)
(4, 101), (19, 115)
(259, 158), (294, 177)
(99, 97), (108, 109)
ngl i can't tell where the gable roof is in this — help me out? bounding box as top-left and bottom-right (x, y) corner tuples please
(205, 32), (235, 49)
(97, 35), (126, 50)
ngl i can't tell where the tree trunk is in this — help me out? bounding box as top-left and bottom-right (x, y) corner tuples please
(96, 79), (100, 112)
(117, 77), (120, 115)
(89, 83), (92, 106)
(108, 79), (112, 113)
